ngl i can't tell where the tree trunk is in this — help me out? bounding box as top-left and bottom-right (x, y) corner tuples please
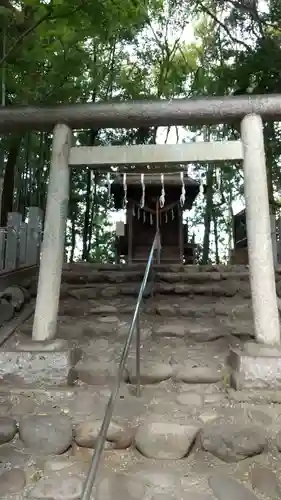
(1, 134), (22, 226)
(81, 125), (99, 261)
(70, 214), (76, 262)
(264, 122), (274, 208)
(94, 176), (100, 260)
(202, 164), (214, 264)
(227, 190), (234, 263)
(82, 169), (91, 260)
(213, 210), (220, 264)
(87, 172), (97, 256)
(68, 170), (78, 262)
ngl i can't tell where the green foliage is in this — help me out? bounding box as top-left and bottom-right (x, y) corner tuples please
(2, 0), (281, 263)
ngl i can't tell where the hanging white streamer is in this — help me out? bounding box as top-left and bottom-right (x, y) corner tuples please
(159, 173), (165, 208)
(140, 173), (145, 208)
(150, 213), (153, 225)
(123, 173), (127, 208)
(180, 171), (186, 207)
(165, 212), (168, 223)
(171, 208), (174, 220)
(143, 210), (146, 223)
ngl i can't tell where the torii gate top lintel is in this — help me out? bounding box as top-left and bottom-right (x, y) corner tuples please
(0, 94), (281, 133)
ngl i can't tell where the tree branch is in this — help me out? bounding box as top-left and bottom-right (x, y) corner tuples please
(0, 1), (85, 67)
(0, 10), (53, 66)
(196, 0), (252, 52)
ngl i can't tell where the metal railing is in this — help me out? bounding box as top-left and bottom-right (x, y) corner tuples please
(80, 231), (160, 500)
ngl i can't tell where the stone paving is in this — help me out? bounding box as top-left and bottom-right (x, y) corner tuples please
(0, 265), (280, 499)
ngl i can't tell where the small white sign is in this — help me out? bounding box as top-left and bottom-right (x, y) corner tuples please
(116, 221), (125, 236)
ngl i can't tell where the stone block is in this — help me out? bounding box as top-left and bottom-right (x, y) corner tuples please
(0, 343), (81, 386)
(228, 343), (281, 390)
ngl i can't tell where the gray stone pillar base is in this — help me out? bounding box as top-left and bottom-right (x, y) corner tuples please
(0, 339), (81, 386)
(229, 341), (281, 390)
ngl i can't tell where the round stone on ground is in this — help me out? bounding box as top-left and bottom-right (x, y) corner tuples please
(201, 423), (267, 462)
(249, 465), (281, 499)
(0, 299), (14, 324)
(274, 429), (281, 451)
(76, 360), (117, 385)
(0, 468), (26, 496)
(156, 304), (177, 316)
(204, 393), (225, 404)
(69, 287), (98, 299)
(153, 323), (185, 338)
(198, 411), (219, 424)
(133, 469), (179, 491)
(19, 415), (73, 454)
(135, 421), (200, 459)
(28, 473), (83, 500)
(0, 402), (12, 415)
(209, 474), (261, 500)
(125, 360), (173, 384)
(90, 304), (117, 314)
(176, 392), (203, 407)
(43, 456), (89, 476)
(185, 322), (224, 342)
(158, 495), (213, 500)
(173, 365), (222, 384)
(2, 285), (25, 311)
(74, 419), (132, 449)
(101, 286), (119, 297)
(247, 409), (272, 426)
(0, 416), (17, 444)
(97, 474), (147, 500)
(98, 315), (119, 323)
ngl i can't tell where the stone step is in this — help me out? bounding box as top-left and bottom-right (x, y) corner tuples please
(54, 311), (254, 339)
(58, 280), (254, 299)
(25, 263), (281, 300)
(55, 299), (252, 329)
(57, 272), (281, 300)
(61, 262), (281, 277)
(60, 269), (255, 286)
(62, 263), (251, 273)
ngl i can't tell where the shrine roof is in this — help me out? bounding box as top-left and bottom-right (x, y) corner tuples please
(111, 172), (200, 187)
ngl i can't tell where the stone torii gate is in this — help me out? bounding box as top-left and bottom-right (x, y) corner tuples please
(2, 96), (281, 500)
(0, 96), (279, 348)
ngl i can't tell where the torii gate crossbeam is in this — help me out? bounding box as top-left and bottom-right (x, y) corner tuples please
(1, 94), (281, 131)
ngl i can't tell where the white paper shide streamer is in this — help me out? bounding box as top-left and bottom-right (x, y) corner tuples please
(123, 173), (127, 208)
(140, 173), (145, 208)
(159, 174), (165, 208)
(180, 171), (186, 207)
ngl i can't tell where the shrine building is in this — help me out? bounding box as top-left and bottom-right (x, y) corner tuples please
(111, 172), (202, 264)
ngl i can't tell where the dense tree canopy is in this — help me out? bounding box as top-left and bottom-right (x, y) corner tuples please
(1, 0), (280, 263)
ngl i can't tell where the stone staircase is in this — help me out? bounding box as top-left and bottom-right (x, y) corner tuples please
(0, 264), (281, 499)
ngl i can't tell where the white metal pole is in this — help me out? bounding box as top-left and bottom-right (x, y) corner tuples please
(32, 124), (72, 341)
(241, 114), (280, 345)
